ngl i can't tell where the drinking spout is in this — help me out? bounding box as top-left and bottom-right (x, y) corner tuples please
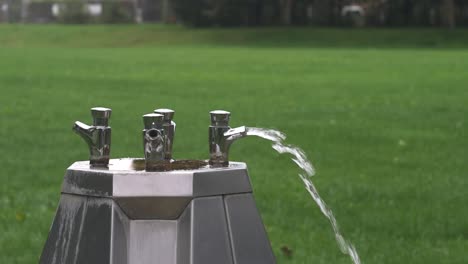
(73, 107), (112, 168)
(154, 108), (175, 160)
(73, 121), (94, 145)
(208, 110), (248, 167)
(143, 113), (166, 171)
(225, 126), (248, 142)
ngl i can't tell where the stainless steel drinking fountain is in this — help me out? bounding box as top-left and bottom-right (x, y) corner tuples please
(40, 108), (276, 264)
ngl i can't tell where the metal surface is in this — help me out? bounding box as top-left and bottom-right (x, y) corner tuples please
(40, 194), (113, 264)
(61, 159), (251, 199)
(111, 202), (179, 264)
(142, 113), (166, 171)
(179, 196), (234, 264)
(225, 193), (276, 264)
(128, 220), (178, 263)
(73, 107), (112, 168)
(115, 197), (192, 220)
(154, 108), (176, 160)
(209, 110), (248, 167)
(41, 160), (276, 264)
(111, 203), (129, 264)
(192, 168), (252, 197)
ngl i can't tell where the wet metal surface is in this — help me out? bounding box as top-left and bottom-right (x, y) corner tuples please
(131, 159), (208, 171)
(42, 159), (275, 264)
(62, 159), (249, 199)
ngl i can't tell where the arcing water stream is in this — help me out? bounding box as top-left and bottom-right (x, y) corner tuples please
(246, 127), (361, 264)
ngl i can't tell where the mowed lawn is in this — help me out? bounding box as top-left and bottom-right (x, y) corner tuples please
(0, 25), (467, 264)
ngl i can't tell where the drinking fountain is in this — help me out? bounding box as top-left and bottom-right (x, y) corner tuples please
(154, 108), (176, 161)
(208, 110), (248, 167)
(142, 113), (166, 171)
(40, 108), (276, 264)
(72, 107), (112, 168)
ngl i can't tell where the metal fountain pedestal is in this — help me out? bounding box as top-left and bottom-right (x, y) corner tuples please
(39, 159), (276, 264)
(41, 107), (276, 263)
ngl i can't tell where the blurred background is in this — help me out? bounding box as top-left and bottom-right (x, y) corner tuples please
(0, 0), (466, 27)
(0, 0), (467, 264)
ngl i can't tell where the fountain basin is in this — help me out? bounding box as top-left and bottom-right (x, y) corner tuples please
(62, 159), (252, 219)
(41, 158), (276, 264)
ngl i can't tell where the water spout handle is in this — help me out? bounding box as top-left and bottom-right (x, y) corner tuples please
(91, 107), (112, 126)
(143, 113), (164, 129)
(154, 108), (175, 124)
(73, 107), (112, 168)
(210, 110), (230, 126)
(209, 110), (248, 167)
(143, 113), (166, 170)
(73, 121), (93, 136)
(154, 108), (176, 160)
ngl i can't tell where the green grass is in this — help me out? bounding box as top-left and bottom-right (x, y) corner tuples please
(0, 25), (467, 264)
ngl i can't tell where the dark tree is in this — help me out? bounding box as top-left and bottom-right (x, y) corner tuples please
(441, 0), (455, 28)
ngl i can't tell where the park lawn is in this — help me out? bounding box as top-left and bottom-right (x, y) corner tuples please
(0, 25), (467, 264)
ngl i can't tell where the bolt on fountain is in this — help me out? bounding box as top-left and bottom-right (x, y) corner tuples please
(40, 107), (276, 264)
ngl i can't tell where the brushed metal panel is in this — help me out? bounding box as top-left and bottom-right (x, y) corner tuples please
(113, 172), (193, 197)
(62, 169), (113, 197)
(115, 197), (191, 220)
(224, 193), (276, 264)
(190, 197), (234, 264)
(111, 203), (130, 264)
(128, 220), (178, 264)
(39, 194), (113, 264)
(193, 169), (252, 197)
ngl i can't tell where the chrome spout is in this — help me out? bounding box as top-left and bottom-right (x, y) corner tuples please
(154, 108), (175, 160)
(143, 113), (166, 171)
(73, 121), (93, 144)
(209, 110), (248, 167)
(73, 107), (112, 168)
(224, 126), (248, 141)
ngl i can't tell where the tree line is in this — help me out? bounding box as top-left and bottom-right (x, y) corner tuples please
(1, 0), (464, 27)
(173, 0), (465, 28)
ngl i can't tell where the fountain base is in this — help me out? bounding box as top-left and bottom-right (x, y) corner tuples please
(40, 159), (276, 264)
